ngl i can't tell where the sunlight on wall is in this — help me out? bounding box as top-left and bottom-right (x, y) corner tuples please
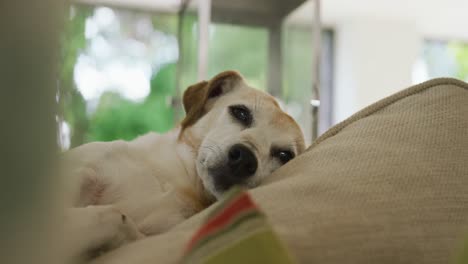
(412, 58), (429, 85)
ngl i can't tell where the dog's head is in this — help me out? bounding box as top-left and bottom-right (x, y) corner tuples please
(180, 71), (305, 199)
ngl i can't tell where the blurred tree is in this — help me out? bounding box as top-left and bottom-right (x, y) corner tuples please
(86, 63), (176, 142)
(60, 7), (180, 146)
(152, 13), (178, 35)
(59, 6), (92, 147)
(178, 12), (199, 93)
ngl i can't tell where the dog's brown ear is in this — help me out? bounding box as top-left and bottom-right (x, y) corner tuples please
(181, 71), (242, 129)
(181, 80), (209, 129)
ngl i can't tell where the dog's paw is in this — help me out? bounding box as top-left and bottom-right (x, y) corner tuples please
(87, 205), (144, 256)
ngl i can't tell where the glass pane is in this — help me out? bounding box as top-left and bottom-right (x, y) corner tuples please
(59, 5), (179, 149)
(281, 1), (317, 144)
(178, 9), (199, 94)
(414, 40), (468, 83)
(208, 24), (268, 90)
(178, 1), (268, 90)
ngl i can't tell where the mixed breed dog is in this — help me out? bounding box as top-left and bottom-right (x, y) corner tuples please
(63, 71), (305, 262)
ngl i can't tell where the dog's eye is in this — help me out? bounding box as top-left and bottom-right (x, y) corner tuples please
(273, 150), (295, 164)
(229, 105), (252, 126)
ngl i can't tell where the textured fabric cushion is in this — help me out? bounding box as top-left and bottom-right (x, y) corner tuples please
(93, 78), (468, 264)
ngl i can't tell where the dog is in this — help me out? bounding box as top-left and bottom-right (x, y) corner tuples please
(62, 70), (305, 262)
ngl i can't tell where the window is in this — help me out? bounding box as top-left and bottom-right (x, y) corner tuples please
(208, 24), (268, 90)
(59, 5), (179, 149)
(59, 2), (328, 149)
(178, 9), (269, 91)
(413, 40), (468, 83)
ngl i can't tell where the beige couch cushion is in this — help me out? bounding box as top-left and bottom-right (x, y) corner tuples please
(94, 78), (468, 264)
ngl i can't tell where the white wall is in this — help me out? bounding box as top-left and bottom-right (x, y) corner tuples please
(333, 19), (421, 123)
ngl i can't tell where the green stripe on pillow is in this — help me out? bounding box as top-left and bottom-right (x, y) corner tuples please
(202, 230), (296, 264)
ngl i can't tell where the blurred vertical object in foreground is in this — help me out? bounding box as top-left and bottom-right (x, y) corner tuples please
(0, 1), (63, 264)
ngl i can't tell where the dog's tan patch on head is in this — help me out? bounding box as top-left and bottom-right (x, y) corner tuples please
(270, 110), (306, 153)
(271, 111), (296, 127)
(241, 90), (305, 154)
(266, 95), (280, 108)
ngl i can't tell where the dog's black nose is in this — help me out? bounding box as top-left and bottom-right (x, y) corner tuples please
(227, 144), (258, 178)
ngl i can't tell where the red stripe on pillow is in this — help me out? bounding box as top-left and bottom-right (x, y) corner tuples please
(185, 193), (257, 251)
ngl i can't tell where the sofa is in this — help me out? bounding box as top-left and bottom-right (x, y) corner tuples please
(92, 78), (468, 264)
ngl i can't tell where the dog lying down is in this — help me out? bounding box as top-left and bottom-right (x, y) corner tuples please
(62, 70), (305, 262)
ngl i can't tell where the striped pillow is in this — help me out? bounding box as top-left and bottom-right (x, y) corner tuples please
(182, 188), (296, 264)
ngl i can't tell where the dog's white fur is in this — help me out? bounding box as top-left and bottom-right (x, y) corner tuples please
(62, 71), (305, 263)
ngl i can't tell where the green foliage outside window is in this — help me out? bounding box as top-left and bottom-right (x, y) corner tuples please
(87, 64), (176, 142)
(60, 7), (178, 147)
